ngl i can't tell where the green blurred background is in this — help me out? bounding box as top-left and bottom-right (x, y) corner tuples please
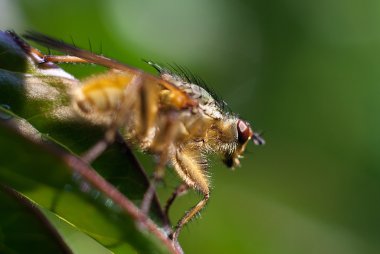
(1, 0), (380, 253)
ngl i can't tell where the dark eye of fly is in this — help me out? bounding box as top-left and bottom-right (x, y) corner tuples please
(237, 120), (252, 144)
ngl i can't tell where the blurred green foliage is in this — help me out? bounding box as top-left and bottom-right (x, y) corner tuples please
(1, 0), (380, 253)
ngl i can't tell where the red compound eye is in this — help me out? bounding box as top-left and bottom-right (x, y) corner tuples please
(237, 120), (252, 144)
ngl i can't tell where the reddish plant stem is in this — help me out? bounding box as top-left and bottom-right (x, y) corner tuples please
(63, 155), (182, 254)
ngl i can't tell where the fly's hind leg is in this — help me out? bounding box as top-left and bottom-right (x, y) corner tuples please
(81, 74), (144, 163)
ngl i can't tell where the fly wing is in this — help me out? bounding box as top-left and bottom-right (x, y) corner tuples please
(23, 31), (197, 109)
(24, 31), (141, 72)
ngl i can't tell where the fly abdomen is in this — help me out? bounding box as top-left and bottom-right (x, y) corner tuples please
(72, 71), (135, 114)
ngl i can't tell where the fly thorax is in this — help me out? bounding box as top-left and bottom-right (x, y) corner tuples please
(161, 73), (223, 119)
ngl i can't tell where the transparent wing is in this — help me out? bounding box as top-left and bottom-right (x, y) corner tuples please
(23, 31), (197, 109)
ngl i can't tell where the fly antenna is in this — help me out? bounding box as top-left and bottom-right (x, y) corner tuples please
(253, 131), (265, 146)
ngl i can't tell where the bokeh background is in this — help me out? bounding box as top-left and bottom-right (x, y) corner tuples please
(1, 0), (380, 253)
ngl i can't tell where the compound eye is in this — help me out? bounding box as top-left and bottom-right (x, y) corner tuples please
(237, 120), (252, 144)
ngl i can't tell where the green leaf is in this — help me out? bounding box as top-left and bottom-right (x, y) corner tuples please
(0, 185), (72, 254)
(0, 185), (115, 254)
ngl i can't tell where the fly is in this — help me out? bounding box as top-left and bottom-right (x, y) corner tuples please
(10, 30), (265, 242)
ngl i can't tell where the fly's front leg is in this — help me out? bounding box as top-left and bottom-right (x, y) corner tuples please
(171, 192), (209, 241)
(170, 148), (210, 241)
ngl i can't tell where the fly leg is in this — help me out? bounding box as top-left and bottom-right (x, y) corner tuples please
(171, 192), (209, 241)
(164, 183), (189, 219)
(140, 165), (164, 215)
(140, 111), (179, 215)
(169, 148), (210, 241)
(81, 74), (144, 163)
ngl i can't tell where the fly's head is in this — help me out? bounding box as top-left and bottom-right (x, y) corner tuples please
(210, 116), (265, 169)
